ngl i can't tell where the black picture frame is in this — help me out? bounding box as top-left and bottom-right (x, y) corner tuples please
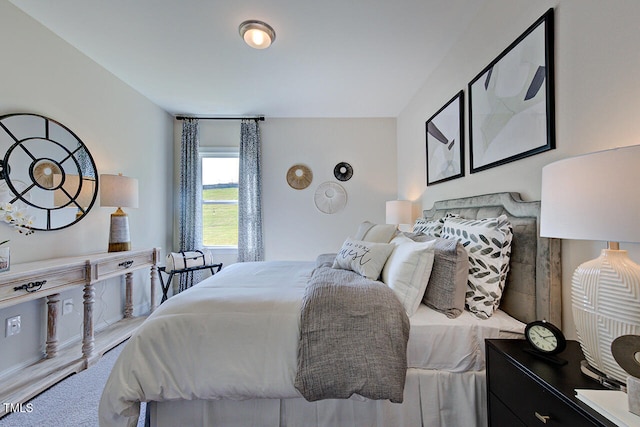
(425, 90), (464, 186)
(468, 8), (555, 173)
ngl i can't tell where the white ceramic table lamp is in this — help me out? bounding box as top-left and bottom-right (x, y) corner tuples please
(100, 173), (138, 252)
(540, 144), (640, 386)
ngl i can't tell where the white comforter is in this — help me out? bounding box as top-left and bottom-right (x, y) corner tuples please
(99, 261), (314, 427)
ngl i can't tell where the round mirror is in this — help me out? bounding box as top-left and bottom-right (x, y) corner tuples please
(0, 113), (98, 231)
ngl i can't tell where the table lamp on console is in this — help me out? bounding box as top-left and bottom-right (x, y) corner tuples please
(540, 144), (640, 388)
(100, 173), (138, 252)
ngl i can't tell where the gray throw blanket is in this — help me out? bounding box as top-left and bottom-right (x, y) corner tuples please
(294, 266), (410, 403)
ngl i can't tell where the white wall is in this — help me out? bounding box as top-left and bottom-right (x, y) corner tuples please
(0, 2), (173, 375)
(174, 117), (398, 266)
(397, 0), (640, 339)
(262, 118), (397, 260)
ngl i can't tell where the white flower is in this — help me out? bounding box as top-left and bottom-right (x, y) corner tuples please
(0, 203), (34, 235)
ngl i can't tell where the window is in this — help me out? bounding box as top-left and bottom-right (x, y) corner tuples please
(201, 149), (239, 247)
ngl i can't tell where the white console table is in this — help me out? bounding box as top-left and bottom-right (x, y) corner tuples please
(0, 248), (160, 417)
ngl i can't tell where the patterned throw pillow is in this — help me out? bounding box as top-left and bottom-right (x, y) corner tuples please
(412, 218), (443, 237)
(332, 238), (395, 280)
(412, 214), (459, 237)
(441, 215), (513, 319)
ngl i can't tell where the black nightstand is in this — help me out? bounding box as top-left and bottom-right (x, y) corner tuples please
(486, 339), (618, 426)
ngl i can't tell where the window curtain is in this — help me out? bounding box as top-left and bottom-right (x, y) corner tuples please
(178, 118), (203, 288)
(238, 119), (264, 262)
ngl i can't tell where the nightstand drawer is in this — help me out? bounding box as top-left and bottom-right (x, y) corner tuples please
(489, 392), (526, 426)
(490, 352), (598, 426)
(487, 340), (615, 427)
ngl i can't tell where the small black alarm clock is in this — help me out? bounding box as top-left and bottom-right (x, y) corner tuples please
(525, 320), (567, 355)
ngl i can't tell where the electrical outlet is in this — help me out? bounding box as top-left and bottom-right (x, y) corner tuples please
(5, 315), (21, 337)
(63, 299), (73, 315)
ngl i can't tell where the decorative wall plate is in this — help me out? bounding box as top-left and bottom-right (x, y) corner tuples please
(314, 181), (347, 214)
(286, 164), (313, 190)
(0, 113), (98, 230)
(333, 162), (353, 181)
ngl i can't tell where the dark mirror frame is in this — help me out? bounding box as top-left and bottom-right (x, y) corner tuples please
(0, 113), (99, 231)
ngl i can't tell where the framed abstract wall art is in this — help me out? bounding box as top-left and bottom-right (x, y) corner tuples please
(425, 90), (464, 186)
(468, 8), (555, 173)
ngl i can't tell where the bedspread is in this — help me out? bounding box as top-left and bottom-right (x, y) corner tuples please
(294, 267), (409, 403)
(99, 260), (409, 427)
(99, 261), (314, 427)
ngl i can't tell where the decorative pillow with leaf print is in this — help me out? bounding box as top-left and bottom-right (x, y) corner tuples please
(441, 214), (513, 319)
(412, 214), (459, 237)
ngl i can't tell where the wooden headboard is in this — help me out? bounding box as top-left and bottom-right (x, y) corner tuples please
(423, 192), (561, 325)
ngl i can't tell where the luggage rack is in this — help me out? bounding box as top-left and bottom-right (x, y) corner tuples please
(159, 263), (223, 303)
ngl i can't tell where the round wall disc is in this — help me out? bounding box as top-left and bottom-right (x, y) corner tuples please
(286, 164), (313, 190)
(314, 181), (347, 214)
(334, 162), (353, 181)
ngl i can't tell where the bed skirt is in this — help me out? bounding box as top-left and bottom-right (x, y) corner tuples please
(147, 368), (487, 427)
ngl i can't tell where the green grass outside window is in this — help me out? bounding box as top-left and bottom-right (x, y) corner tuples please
(203, 187), (238, 246)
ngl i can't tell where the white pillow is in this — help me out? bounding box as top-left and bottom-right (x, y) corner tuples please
(354, 221), (398, 243)
(332, 238), (395, 280)
(382, 234), (436, 317)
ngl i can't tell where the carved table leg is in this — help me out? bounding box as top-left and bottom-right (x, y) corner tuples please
(82, 283), (95, 364)
(45, 293), (60, 359)
(150, 264), (159, 313)
(124, 271), (133, 318)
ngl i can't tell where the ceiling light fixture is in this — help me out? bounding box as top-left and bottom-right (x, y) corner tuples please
(239, 20), (276, 49)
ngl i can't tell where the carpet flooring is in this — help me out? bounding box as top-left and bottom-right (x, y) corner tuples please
(0, 341), (145, 427)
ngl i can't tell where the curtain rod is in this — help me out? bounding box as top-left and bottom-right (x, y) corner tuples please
(175, 115), (265, 122)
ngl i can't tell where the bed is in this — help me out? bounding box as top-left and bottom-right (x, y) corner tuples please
(99, 192), (561, 427)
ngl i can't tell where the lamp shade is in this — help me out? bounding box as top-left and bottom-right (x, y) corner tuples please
(541, 144), (640, 386)
(386, 200), (412, 225)
(540, 144), (640, 243)
(100, 174), (139, 208)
